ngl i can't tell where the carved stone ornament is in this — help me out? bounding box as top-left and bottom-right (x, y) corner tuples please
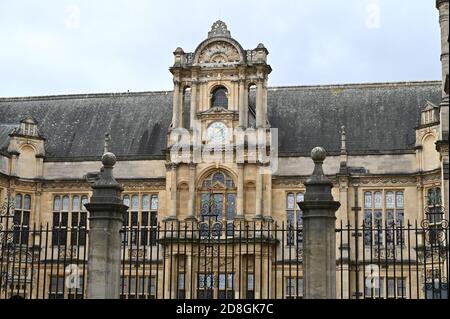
(208, 20), (231, 38)
(198, 41), (241, 65)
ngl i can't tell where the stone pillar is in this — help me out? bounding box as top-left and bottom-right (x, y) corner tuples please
(262, 79), (268, 128)
(85, 152), (128, 299)
(190, 82), (198, 130)
(437, 0), (449, 98)
(10, 153), (18, 176)
(299, 147), (341, 299)
(172, 81), (180, 129)
(33, 185), (42, 227)
(256, 80), (264, 128)
(255, 163), (263, 219)
(187, 163), (196, 220)
(169, 164), (178, 220)
(239, 80), (246, 128)
(179, 86), (184, 129)
(237, 164), (245, 218)
(417, 182), (424, 220)
(436, 0), (450, 219)
(264, 172), (272, 220)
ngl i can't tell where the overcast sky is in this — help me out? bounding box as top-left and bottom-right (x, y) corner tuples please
(0, 0), (442, 97)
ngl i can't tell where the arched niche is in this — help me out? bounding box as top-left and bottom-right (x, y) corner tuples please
(17, 145), (36, 179)
(422, 134), (440, 171)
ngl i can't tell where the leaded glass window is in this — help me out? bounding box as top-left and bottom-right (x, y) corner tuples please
(286, 192), (304, 247)
(122, 194), (159, 246)
(13, 193), (31, 245)
(211, 87), (228, 109)
(52, 194), (88, 247)
(363, 191), (405, 246)
(199, 171), (236, 232)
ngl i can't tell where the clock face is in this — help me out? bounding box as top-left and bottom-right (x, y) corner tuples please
(207, 122), (227, 144)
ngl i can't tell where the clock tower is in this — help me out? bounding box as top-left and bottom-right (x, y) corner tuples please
(165, 21), (273, 222)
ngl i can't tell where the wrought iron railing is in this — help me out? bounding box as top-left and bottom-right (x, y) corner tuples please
(336, 218), (449, 299)
(0, 218), (448, 299)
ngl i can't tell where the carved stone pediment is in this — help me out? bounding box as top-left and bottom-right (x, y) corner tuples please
(198, 41), (241, 67)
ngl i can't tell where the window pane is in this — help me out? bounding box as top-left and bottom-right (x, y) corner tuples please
(81, 196), (88, 211)
(150, 212), (157, 227)
(123, 195), (130, 208)
(72, 196), (80, 211)
(364, 192), (372, 209)
(287, 211), (295, 226)
(53, 212), (60, 226)
(296, 193), (304, 205)
(149, 277), (156, 296)
(212, 88), (228, 108)
(22, 211), (30, 226)
(142, 212), (149, 226)
(15, 194), (22, 209)
(213, 194), (224, 219)
(178, 273), (186, 290)
(53, 196), (61, 211)
(386, 210), (394, 244)
(23, 195), (31, 210)
(388, 278), (395, 297)
(212, 172), (225, 184)
(227, 194), (236, 221)
(287, 193), (295, 210)
(131, 212), (138, 226)
(72, 212), (79, 227)
(364, 211), (372, 245)
(386, 192), (394, 209)
(131, 195), (139, 211)
(247, 274), (254, 290)
(142, 195), (150, 211)
(201, 194), (210, 217)
(396, 192), (404, 209)
(80, 212), (87, 227)
(374, 192), (382, 209)
(151, 195), (158, 210)
(62, 196), (69, 211)
(61, 212), (68, 226)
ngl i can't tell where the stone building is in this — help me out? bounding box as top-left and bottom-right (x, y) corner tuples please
(0, 1), (448, 299)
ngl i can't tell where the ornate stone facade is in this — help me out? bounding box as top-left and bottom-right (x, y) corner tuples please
(0, 4), (448, 299)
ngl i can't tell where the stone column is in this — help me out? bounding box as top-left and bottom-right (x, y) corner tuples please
(436, 0), (449, 218)
(236, 164), (245, 218)
(239, 80), (246, 128)
(172, 81), (180, 129)
(33, 185), (42, 227)
(10, 153), (18, 176)
(256, 80), (264, 128)
(85, 152), (128, 299)
(437, 0), (449, 98)
(299, 147), (341, 299)
(169, 164), (178, 220)
(262, 79), (268, 128)
(190, 82), (198, 130)
(255, 163), (263, 219)
(187, 163), (196, 220)
(264, 173), (272, 220)
(179, 85), (184, 129)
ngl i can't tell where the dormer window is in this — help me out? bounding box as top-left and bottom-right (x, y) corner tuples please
(19, 117), (38, 137)
(421, 102), (439, 126)
(211, 86), (228, 109)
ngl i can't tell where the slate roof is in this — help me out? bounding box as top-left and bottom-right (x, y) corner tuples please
(0, 81), (442, 160)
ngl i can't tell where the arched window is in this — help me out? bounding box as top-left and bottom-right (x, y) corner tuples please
(200, 170), (236, 237)
(211, 87), (228, 109)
